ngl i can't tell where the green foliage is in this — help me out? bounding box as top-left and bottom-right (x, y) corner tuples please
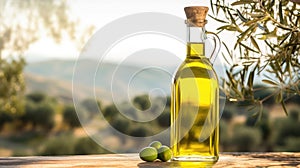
(166, 96), (171, 107)
(0, 111), (13, 130)
(245, 116), (257, 127)
(253, 85), (275, 106)
(231, 125), (262, 151)
(219, 120), (230, 150)
(0, 58), (25, 114)
(103, 104), (119, 121)
(283, 137), (300, 152)
(157, 108), (171, 127)
(274, 117), (300, 146)
(81, 99), (101, 117)
(286, 95), (300, 104)
(110, 116), (131, 134)
(221, 109), (234, 121)
(0, 0), (94, 114)
(74, 137), (109, 155)
(20, 94), (55, 131)
(41, 134), (75, 156)
(258, 120), (271, 141)
(246, 110), (269, 126)
(103, 104), (133, 134)
(288, 109), (299, 121)
(210, 0), (300, 117)
(26, 92), (47, 103)
(119, 102), (139, 120)
(2, 93), (300, 155)
(133, 95), (151, 111)
(34, 102), (55, 130)
(129, 126), (150, 137)
(42, 135), (111, 156)
(103, 96), (170, 137)
(20, 100), (35, 125)
(63, 105), (81, 129)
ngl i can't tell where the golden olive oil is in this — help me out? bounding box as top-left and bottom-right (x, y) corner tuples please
(171, 42), (219, 162)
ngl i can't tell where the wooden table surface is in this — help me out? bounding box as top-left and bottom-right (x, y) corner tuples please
(0, 153), (299, 168)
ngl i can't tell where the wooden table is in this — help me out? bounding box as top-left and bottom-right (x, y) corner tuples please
(0, 153), (299, 168)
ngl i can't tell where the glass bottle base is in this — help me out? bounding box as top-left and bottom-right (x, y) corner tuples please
(170, 157), (217, 168)
(172, 155), (218, 162)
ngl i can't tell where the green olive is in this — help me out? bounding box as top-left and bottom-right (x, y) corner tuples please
(149, 141), (162, 150)
(157, 145), (172, 162)
(139, 147), (158, 162)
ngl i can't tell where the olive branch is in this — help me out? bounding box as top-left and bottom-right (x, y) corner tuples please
(210, 0), (300, 119)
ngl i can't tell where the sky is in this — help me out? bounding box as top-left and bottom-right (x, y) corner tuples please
(23, 0), (231, 64)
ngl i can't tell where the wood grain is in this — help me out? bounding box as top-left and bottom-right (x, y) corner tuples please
(0, 153), (299, 168)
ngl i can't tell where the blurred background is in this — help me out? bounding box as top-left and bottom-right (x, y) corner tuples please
(0, 0), (299, 156)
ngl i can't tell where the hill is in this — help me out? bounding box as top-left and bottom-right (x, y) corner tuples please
(24, 59), (176, 103)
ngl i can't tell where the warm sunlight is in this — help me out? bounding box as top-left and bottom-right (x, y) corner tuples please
(0, 1), (299, 167)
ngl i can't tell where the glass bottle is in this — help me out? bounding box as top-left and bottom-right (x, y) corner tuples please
(171, 6), (220, 162)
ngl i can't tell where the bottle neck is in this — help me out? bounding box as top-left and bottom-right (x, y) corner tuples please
(186, 26), (206, 57)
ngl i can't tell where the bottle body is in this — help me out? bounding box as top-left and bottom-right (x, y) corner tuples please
(171, 42), (219, 162)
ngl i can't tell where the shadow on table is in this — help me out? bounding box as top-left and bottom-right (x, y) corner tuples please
(138, 161), (216, 168)
(0, 158), (38, 166)
(249, 153), (300, 167)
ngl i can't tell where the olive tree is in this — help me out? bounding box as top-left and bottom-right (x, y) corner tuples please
(20, 93), (56, 131)
(0, 0), (94, 114)
(63, 105), (81, 129)
(210, 0), (300, 117)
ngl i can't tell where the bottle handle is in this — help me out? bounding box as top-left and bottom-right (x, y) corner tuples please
(205, 31), (221, 65)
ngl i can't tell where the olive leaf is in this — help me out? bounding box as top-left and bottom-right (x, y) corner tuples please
(279, 32), (291, 45)
(237, 10), (249, 22)
(250, 36), (261, 52)
(231, 0), (256, 6)
(211, 0), (300, 117)
(262, 79), (278, 86)
(281, 100), (288, 116)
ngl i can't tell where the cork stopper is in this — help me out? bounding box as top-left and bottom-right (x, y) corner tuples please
(184, 6), (209, 27)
